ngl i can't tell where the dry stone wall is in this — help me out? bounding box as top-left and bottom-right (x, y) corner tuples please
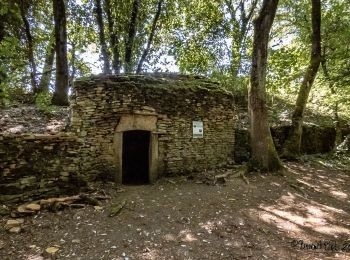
(0, 133), (82, 202)
(70, 74), (236, 177)
(1, 74), (236, 202)
(234, 125), (337, 163)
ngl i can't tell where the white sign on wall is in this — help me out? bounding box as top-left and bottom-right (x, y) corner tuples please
(192, 121), (204, 138)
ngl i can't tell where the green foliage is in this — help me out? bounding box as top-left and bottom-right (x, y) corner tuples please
(35, 91), (54, 113)
(0, 0), (349, 122)
(0, 83), (10, 108)
(164, 0), (258, 80)
(266, 0), (350, 121)
(211, 72), (248, 94)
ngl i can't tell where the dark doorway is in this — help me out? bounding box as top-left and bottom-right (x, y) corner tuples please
(122, 130), (150, 184)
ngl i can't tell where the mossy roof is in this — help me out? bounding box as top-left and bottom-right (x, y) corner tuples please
(74, 73), (233, 96)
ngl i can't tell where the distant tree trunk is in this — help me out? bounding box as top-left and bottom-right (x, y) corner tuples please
(321, 49), (341, 145)
(282, 0), (321, 157)
(136, 0), (163, 73)
(19, 2), (38, 93)
(52, 0), (69, 106)
(248, 0), (283, 172)
(105, 0), (120, 73)
(125, 0), (141, 73)
(0, 19), (4, 43)
(95, 0), (111, 74)
(38, 32), (55, 93)
(70, 42), (77, 84)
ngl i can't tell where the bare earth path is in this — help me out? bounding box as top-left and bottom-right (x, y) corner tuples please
(1, 157), (350, 260)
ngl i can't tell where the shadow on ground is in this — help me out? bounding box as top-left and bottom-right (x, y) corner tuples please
(1, 156), (350, 260)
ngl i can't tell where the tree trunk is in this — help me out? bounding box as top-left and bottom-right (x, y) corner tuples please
(282, 0), (321, 157)
(105, 0), (120, 73)
(70, 42), (77, 85)
(95, 0), (111, 74)
(0, 18), (4, 43)
(337, 134), (350, 153)
(125, 0), (141, 73)
(19, 2), (38, 93)
(248, 0), (283, 172)
(52, 0), (69, 106)
(229, 0), (258, 82)
(321, 51), (340, 144)
(38, 32), (55, 93)
(321, 50), (341, 145)
(136, 0), (163, 74)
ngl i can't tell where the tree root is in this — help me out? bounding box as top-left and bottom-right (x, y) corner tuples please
(232, 171), (250, 185)
(15, 193), (110, 215)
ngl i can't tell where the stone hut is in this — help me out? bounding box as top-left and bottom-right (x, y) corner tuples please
(69, 74), (236, 184)
(0, 74), (236, 202)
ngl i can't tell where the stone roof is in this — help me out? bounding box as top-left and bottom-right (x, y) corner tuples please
(74, 73), (232, 96)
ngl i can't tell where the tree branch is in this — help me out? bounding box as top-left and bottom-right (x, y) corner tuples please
(136, 0), (163, 73)
(125, 0), (141, 73)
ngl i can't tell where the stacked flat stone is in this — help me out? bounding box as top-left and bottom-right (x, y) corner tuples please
(0, 74), (236, 202)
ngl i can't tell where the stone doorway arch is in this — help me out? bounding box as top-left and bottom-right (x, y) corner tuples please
(113, 114), (158, 184)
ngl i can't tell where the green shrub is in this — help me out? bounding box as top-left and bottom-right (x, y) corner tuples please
(35, 91), (54, 113)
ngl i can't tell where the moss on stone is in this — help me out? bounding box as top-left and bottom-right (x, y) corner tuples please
(75, 74), (232, 96)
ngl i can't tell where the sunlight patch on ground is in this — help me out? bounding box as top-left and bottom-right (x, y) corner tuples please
(199, 221), (215, 234)
(329, 190), (348, 199)
(286, 164), (350, 201)
(271, 182), (281, 187)
(136, 248), (161, 260)
(251, 192), (350, 240)
(295, 177), (349, 201)
(178, 230), (198, 242)
(255, 209), (303, 235)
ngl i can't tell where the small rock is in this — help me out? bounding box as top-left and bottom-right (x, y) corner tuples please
(16, 218), (25, 224)
(25, 203), (41, 212)
(17, 205), (34, 214)
(0, 240), (5, 249)
(164, 234), (176, 242)
(0, 205), (10, 216)
(5, 219), (24, 229)
(45, 246), (59, 255)
(8, 227), (21, 233)
(94, 206), (103, 211)
(72, 239), (81, 244)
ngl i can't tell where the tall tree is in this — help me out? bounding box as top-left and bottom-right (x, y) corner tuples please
(18, 1), (38, 93)
(38, 31), (55, 93)
(226, 0), (258, 81)
(95, 0), (111, 74)
(282, 0), (321, 157)
(52, 0), (69, 106)
(125, 0), (141, 73)
(136, 0), (163, 73)
(105, 0), (120, 73)
(321, 48), (341, 144)
(248, 0), (283, 172)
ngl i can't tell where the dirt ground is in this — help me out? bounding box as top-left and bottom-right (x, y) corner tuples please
(1, 156), (350, 260)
